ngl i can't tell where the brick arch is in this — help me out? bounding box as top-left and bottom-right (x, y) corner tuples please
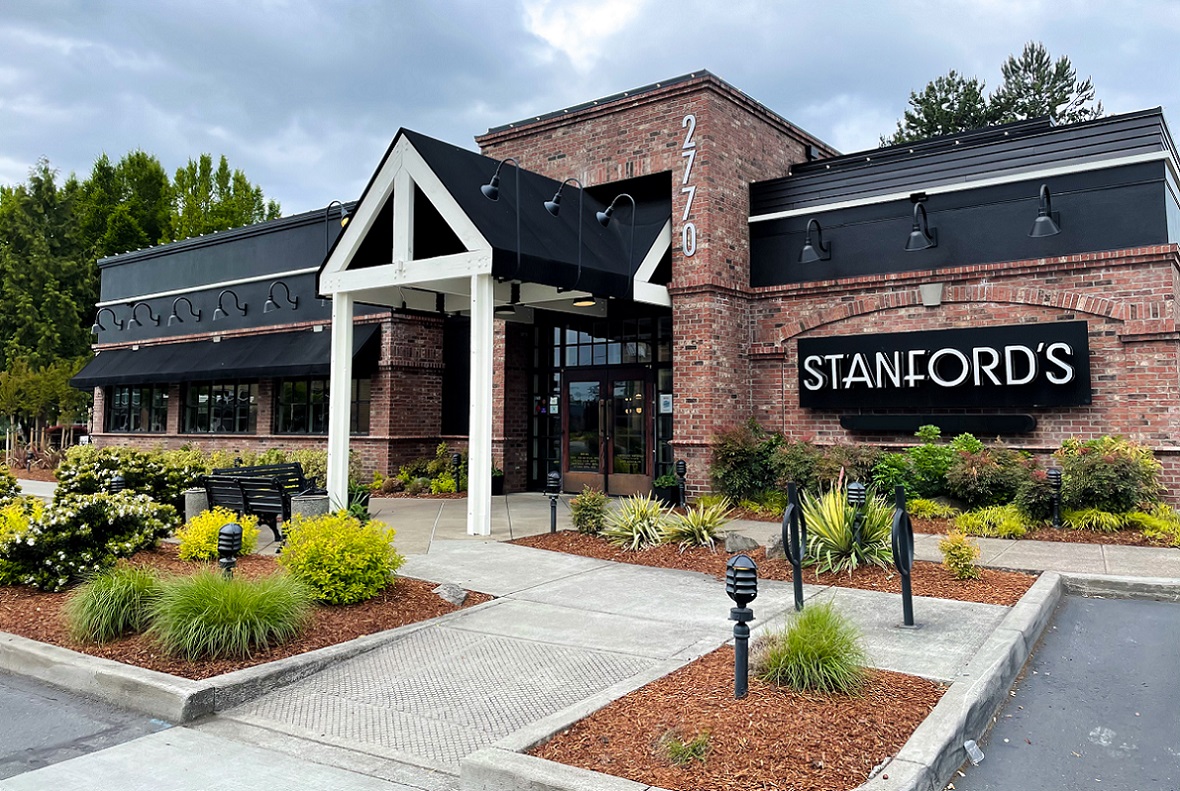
(777, 283), (1137, 343)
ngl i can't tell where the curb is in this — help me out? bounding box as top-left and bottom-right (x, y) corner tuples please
(0, 597), (504, 723)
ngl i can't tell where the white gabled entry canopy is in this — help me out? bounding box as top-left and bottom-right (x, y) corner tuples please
(318, 129), (671, 535)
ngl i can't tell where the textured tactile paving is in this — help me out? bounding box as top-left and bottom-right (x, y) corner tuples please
(231, 625), (653, 771)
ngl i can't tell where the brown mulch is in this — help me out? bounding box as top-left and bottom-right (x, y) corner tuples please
(531, 644), (944, 791)
(14, 469), (57, 483)
(511, 531), (1035, 606)
(0, 544), (492, 680)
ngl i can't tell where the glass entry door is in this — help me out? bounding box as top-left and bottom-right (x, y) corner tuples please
(563, 372), (651, 496)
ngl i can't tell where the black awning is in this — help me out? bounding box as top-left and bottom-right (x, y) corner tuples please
(71, 324), (380, 389)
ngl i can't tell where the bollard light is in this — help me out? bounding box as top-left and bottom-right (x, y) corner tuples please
(546, 471), (562, 533)
(109, 473), (126, 494)
(675, 458), (687, 508)
(452, 452), (463, 493)
(1047, 468), (1063, 529)
(726, 554), (758, 699)
(218, 522), (243, 579)
(847, 481), (867, 548)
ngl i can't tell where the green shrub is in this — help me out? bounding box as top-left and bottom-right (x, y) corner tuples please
(55, 446), (202, 505)
(1057, 436), (1162, 513)
(570, 486), (609, 534)
(659, 730), (710, 766)
(945, 444), (1030, 509)
(908, 498), (959, 520)
(907, 426), (955, 498)
(775, 440), (824, 492)
(278, 512), (405, 604)
(695, 492), (731, 509)
(1015, 469), (1057, 522)
(64, 566), (163, 643)
(801, 482), (892, 574)
(871, 452), (917, 501)
(430, 470), (457, 494)
(0, 466), (20, 506)
(811, 444), (882, 489)
(710, 420), (783, 502)
(601, 493), (668, 550)
(954, 505), (1029, 539)
(938, 531), (982, 580)
(1062, 508), (1124, 533)
(753, 602), (868, 694)
(0, 492), (178, 591)
(175, 507), (261, 561)
(146, 571), (312, 660)
(660, 500), (732, 549)
(1126, 504), (1180, 547)
(0, 496), (43, 584)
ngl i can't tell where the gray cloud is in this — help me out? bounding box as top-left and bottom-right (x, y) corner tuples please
(1, 0), (1176, 214)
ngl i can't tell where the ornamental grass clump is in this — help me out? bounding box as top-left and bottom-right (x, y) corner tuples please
(64, 565), (163, 643)
(907, 498), (960, 520)
(938, 531), (982, 580)
(800, 482), (892, 574)
(658, 730), (710, 766)
(175, 507), (261, 561)
(754, 602), (868, 694)
(601, 493), (667, 550)
(570, 486), (609, 534)
(954, 504), (1029, 539)
(659, 499), (732, 550)
(1125, 504), (1180, 547)
(277, 511), (404, 604)
(146, 571), (312, 660)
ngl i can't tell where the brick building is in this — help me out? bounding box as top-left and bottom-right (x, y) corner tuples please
(77, 72), (1180, 531)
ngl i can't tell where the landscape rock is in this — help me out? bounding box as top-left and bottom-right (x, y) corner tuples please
(765, 534), (786, 560)
(432, 582), (469, 607)
(725, 532), (760, 553)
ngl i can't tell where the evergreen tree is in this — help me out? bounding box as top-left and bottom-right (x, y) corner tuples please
(170, 154), (281, 239)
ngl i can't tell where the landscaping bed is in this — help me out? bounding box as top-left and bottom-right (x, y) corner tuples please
(531, 644), (944, 791)
(511, 531), (1035, 606)
(0, 543), (491, 680)
(909, 517), (1166, 547)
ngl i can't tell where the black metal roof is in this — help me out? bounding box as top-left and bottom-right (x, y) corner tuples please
(751, 108), (1177, 216)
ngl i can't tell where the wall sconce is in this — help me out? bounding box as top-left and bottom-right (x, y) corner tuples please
(127, 302), (160, 328)
(324, 200), (351, 253)
(495, 282), (520, 315)
(597, 192), (637, 269)
(168, 296), (202, 326)
(90, 307), (123, 334)
(212, 289), (247, 321)
(799, 218), (831, 263)
(904, 202), (937, 251)
(544, 177), (585, 290)
(481, 157), (522, 279)
(1029, 184), (1061, 238)
(264, 281), (299, 313)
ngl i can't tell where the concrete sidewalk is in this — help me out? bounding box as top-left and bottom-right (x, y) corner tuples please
(3, 487), (1178, 791)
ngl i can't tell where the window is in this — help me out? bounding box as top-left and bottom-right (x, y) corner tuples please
(106, 385), (168, 433)
(274, 378), (370, 435)
(183, 382), (258, 434)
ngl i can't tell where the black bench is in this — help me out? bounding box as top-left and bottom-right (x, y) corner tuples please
(211, 462), (323, 499)
(202, 475), (290, 542)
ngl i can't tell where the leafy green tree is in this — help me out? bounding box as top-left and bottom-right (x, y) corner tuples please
(170, 154), (281, 240)
(883, 42), (1103, 145)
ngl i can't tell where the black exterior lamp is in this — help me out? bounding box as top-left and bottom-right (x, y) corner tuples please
(481, 157), (522, 279)
(324, 200), (350, 253)
(725, 554), (758, 699)
(127, 302), (160, 328)
(495, 282), (521, 315)
(167, 296), (201, 326)
(847, 480), (867, 548)
(91, 307), (124, 334)
(904, 202), (938, 251)
(1029, 184), (1062, 238)
(108, 473), (126, 493)
(264, 280), (299, 313)
(1047, 467), (1063, 528)
(798, 218), (831, 263)
(544, 177), (586, 292)
(546, 470), (562, 533)
(597, 191), (637, 264)
(675, 458), (687, 508)
(218, 522), (243, 579)
(212, 289), (247, 321)
(452, 452), (463, 491)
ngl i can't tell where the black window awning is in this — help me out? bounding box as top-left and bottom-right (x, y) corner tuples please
(70, 324), (380, 389)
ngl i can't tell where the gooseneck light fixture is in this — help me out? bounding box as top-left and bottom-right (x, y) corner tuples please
(799, 218), (831, 263)
(544, 177), (585, 292)
(127, 301), (160, 328)
(212, 289), (247, 321)
(1029, 184), (1061, 238)
(904, 202), (937, 251)
(90, 307), (123, 335)
(480, 157), (522, 279)
(495, 282), (521, 315)
(264, 280), (299, 313)
(168, 296), (202, 326)
(324, 200), (351, 253)
(594, 192), (637, 308)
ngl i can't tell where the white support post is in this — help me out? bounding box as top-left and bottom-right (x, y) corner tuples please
(326, 293), (355, 511)
(467, 272), (494, 536)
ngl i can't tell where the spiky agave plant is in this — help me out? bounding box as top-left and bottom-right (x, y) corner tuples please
(800, 481), (892, 574)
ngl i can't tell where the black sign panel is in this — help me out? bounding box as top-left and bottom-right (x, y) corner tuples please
(798, 322), (1091, 409)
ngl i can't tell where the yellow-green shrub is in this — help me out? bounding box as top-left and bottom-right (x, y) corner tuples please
(1126, 504), (1180, 547)
(277, 512), (405, 604)
(938, 531), (982, 580)
(176, 507), (260, 561)
(954, 504), (1029, 539)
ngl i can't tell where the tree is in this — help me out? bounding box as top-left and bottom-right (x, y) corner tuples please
(882, 42), (1103, 146)
(170, 154), (281, 240)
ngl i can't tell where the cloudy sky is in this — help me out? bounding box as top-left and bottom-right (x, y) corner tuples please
(2, 1), (1178, 215)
